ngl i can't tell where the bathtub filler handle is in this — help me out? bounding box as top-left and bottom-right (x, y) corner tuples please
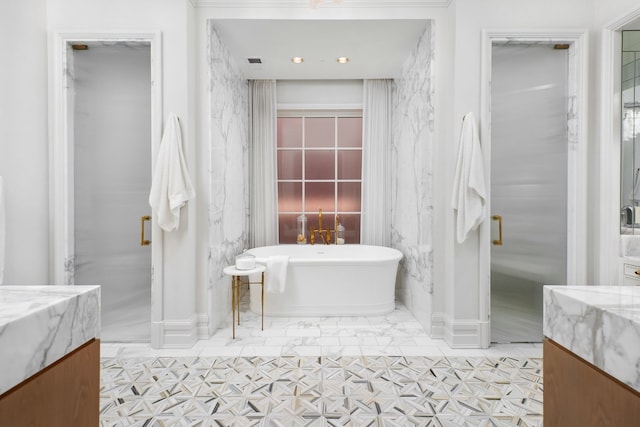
(140, 215), (151, 246)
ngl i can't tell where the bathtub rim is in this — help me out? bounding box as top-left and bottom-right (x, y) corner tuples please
(246, 244), (403, 266)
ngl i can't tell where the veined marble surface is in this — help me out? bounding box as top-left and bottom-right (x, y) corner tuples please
(207, 23), (250, 332)
(391, 21), (435, 331)
(0, 285), (100, 395)
(544, 285), (640, 392)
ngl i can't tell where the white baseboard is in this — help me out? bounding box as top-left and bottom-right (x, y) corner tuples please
(430, 312), (445, 339)
(197, 313), (210, 340)
(151, 315), (198, 349)
(478, 320), (490, 349)
(443, 317), (486, 349)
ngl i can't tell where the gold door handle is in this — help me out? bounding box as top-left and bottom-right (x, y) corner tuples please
(492, 214), (503, 246)
(141, 215), (151, 246)
(635, 270), (640, 276)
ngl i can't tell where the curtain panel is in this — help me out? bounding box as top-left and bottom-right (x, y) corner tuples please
(249, 80), (279, 247)
(361, 79), (392, 246)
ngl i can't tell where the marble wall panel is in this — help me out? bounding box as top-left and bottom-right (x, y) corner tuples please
(207, 22), (250, 329)
(391, 22), (435, 331)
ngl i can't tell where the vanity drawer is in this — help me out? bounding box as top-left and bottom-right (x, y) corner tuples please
(622, 263), (640, 285)
(623, 263), (640, 278)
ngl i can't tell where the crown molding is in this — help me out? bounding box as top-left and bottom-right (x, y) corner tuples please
(191, 0), (451, 9)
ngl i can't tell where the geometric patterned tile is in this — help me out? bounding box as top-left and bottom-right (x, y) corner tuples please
(100, 356), (544, 426)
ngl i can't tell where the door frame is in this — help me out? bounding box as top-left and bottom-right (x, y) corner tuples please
(598, 6), (640, 285)
(479, 30), (589, 347)
(48, 31), (163, 347)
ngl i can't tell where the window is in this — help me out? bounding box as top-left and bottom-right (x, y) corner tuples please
(277, 113), (362, 243)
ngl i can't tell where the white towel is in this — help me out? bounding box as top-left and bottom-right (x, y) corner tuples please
(0, 177), (4, 284)
(265, 256), (289, 293)
(149, 113), (196, 232)
(451, 113), (487, 243)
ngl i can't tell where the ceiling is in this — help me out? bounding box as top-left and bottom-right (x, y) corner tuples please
(210, 19), (429, 80)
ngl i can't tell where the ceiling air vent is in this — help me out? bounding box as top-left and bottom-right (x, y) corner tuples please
(247, 58), (262, 64)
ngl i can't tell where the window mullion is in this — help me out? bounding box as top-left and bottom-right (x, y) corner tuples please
(335, 116), (339, 219)
(302, 117), (306, 215)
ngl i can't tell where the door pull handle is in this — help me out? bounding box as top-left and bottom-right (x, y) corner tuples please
(141, 215), (151, 246)
(492, 214), (503, 246)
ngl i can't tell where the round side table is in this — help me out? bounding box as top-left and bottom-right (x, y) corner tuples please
(223, 265), (265, 338)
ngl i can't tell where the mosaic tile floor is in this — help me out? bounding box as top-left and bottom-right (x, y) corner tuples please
(100, 355), (543, 426)
(101, 296), (544, 426)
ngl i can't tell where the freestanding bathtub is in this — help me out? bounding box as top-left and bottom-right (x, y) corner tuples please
(246, 244), (403, 317)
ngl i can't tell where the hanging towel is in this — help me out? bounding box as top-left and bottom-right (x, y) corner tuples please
(451, 112), (487, 243)
(149, 113), (196, 232)
(0, 177), (4, 284)
(264, 255), (289, 293)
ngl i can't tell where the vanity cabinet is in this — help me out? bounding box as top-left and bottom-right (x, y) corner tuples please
(544, 338), (640, 426)
(0, 339), (100, 426)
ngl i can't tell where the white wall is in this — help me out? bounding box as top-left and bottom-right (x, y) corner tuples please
(0, 0), (49, 285)
(276, 80), (363, 105)
(594, 0), (640, 27)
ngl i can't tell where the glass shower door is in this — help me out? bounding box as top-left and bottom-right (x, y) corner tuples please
(72, 43), (152, 342)
(490, 44), (568, 343)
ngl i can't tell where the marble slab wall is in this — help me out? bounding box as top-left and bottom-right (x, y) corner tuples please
(391, 22), (435, 331)
(207, 22), (250, 329)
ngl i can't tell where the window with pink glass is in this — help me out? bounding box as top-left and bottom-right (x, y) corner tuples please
(277, 115), (362, 243)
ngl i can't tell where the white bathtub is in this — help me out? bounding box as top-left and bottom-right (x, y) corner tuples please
(246, 244), (403, 317)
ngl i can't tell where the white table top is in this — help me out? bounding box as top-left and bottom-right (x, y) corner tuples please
(223, 264), (265, 276)
(544, 285), (640, 392)
(0, 285), (100, 394)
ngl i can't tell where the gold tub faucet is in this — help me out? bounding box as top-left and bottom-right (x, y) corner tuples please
(310, 208), (339, 245)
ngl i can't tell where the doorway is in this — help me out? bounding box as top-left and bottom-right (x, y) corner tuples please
(50, 32), (163, 347)
(70, 42), (152, 342)
(490, 43), (569, 343)
(479, 31), (588, 348)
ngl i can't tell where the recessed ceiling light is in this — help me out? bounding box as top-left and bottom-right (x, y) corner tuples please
(337, 57), (349, 64)
(291, 57), (304, 64)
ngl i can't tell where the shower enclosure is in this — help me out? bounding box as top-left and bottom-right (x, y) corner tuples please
(490, 44), (569, 343)
(71, 42), (152, 342)
(621, 31), (640, 233)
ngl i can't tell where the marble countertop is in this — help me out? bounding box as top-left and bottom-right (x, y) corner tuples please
(544, 285), (640, 392)
(0, 285), (100, 395)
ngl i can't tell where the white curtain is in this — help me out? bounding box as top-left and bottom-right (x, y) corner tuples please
(249, 80), (279, 248)
(361, 79), (392, 246)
